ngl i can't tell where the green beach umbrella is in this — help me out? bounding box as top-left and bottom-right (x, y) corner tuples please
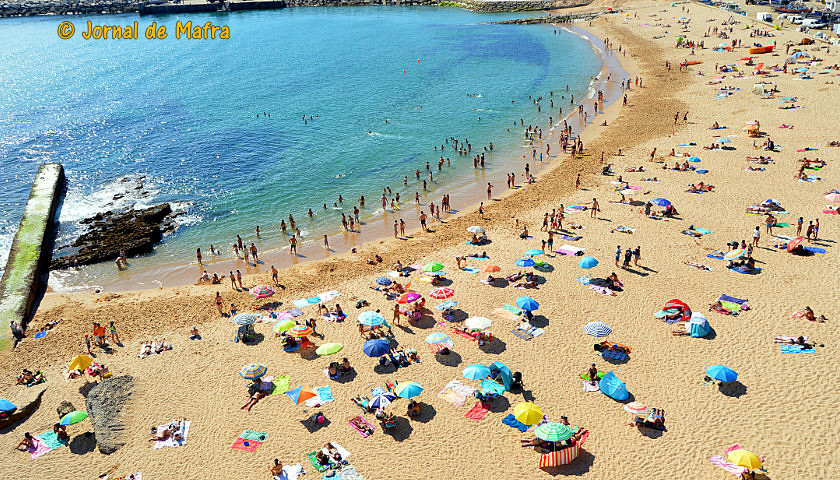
(60, 411), (88, 426)
(272, 319), (296, 333)
(316, 343), (343, 356)
(535, 423), (573, 442)
(423, 262), (444, 272)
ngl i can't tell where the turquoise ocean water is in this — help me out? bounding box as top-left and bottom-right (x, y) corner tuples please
(0, 7), (602, 289)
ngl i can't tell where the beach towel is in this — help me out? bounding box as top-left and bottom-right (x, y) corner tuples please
(231, 437), (263, 452)
(464, 401), (491, 420)
(503, 304), (523, 315)
(582, 381), (600, 392)
(502, 413), (531, 432)
(153, 421), (191, 449)
(370, 387), (387, 397)
(435, 300), (459, 311)
(323, 442), (351, 462)
(338, 466), (366, 480)
(293, 299), (310, 309)
(274, 464), (305, 480)
(467, 254), (489, 259)
(288, 308), (304, 317)
(775, 336), (808, 343)
(515, 322), (544, 339)
(781, 344), (815, 354)
(706, 253), (724, 260)
(719, 294), (747, 305)
(774, 222), (791, 228)
(437, 380), (474, 407)
(462, 266), (480, 274)
(272, 375), (291, 395)
(564, 205), (587, 214)
(601, 349), (628, 361)
(589, 285), (616, 296)
(38, 430), (66, 451)
(729, 266), (762, 275)
(555, 245), (585, 256)
(804, 246), (826, 254)
(454, 329), (477, 341)
(318, 386), (334, 403)
(580, 371), (605, 381)
(492, 308), (519, 321)
(686, 262), (712, 271)
(560, 235), (582, 241)
(695, 227), (714, 235)
(27, 437), (52, 459)
(612, 225), (636, 234)
(307, 452), (333, 472)
(34, 331), (47, 339)
(709, 456), (748, 476)
(349, 416), (375, 437)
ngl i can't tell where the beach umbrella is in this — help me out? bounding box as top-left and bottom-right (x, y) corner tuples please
(578, 256), (599, 269)
(786, 237), (804, 253)
(463, 364), (492, 380)
(67, 354), (93, 372)
(274, 311), (293, 321)
(0, 399), (16, 412)
(688, 156), (701, 162)
(728, 449), (763, 469)
(358, 311), (386, 326)
(272, 319), (296, 333)
(724, 249), (745, 261)
(60, 411), (88, 426)
(524, 248), (545, 256)
(515, 257), (536, 267)
(429, 287), (455, 299)
(394, 382), (424, 399)
(535, 423), (574, 442)
(515, 296), (539, 311)
(651, 198), (671, 207)
(706, 365), (738, 383)
(286, 385), (317, 405)
(240, 363), (267, 380)
(599, 371), (629, 401)
(715, 138), (731, 143)
(624, 402), (650, 416)
(467, 226), (485, 234)
(369, 392), (397, 409)
(481, 378), (506, 395)
(423, 262), (444, 272)
(376, 277), (392, 286)
(489, 361), (513, 390)
(425, 332), (453, 352)
(483, 265), (501, 273)
(464, 316), (492, 330)
(362, 338), (390, 357)
(825, 193), (840, 203)
(688, 312), (711, 338)
(232, 313), (258, 326)
(583, 321), (612, 338)
(249, 284), (276, 299)
(315, 343), (343, 356)
(396, 292), (422, 304)
(513, 402), (544, 425)
(288, 325), (314, 337)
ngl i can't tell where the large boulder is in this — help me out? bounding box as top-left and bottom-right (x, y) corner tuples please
(56, 400), (76, 420)
(85, 375), (134, 454)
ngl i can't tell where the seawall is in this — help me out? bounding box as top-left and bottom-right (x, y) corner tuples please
(0, 163), (65, 350)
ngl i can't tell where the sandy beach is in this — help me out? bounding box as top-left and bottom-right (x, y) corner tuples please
(3, 2), (839, 479)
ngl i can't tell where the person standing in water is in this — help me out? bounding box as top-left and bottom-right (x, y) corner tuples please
(290, 235), (297, 255)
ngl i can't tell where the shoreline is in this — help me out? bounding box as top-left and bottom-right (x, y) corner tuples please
(47, 20), (625, 294)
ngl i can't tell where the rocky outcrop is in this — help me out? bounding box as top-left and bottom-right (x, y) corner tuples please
(57, 400), (76, 420)
(85, 375), (134, 455)
(491, 11), (605, 23)
(51, 203), (178, 270)
(0, 384), (47, 431)
(0, 0), (137, 17)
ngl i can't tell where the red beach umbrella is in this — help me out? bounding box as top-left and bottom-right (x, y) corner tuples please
(786, 236), (804, 252)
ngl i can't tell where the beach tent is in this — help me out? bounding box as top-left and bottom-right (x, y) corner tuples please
(489, 361), (513, 390)
(688, 312), (711, 338)
(599, 371), (629, 401)
(539, 431), (589, 467)
(657, 299), (692, 321)
(0, 399), (16, 413)
(68, 354), (93, 372)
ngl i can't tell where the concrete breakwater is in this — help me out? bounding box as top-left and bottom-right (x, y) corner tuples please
(0, 0), (137, 17)
(0, 163), (64, 351)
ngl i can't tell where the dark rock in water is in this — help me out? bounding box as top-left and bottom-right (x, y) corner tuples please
(51, 203), (178, 270)
(57, 400), (76, 420)
(85, 375), (134, 455)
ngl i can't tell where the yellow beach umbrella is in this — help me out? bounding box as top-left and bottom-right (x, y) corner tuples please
(513, 402), (543, 425)
(68, 354), (93, 371)
(728, 449), (763, 469)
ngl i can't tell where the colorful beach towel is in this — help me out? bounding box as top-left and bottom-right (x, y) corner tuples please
(709, 456), (748, 476)
(492, 308), (518, 321)
(464, 401), (491, 420)
(437, 380), (474, 407)
(502, 413), (531, 432)
(463, 266), (480, 274)
(503, 304), (523, 315)
(307, 452), (333, 472)
(555, 245), (585, 256)
(435, 300), (459, 311)
(612, 225), (636, 234)
(514, 322), (544, 339)
(33, 331), (47, 339)
(781, 344), (815, 354)
(112, 473), (142, 480)
(293, 291), (341, 309)
(153, 421), (191, 449)
(601, 349), (628, 361)
(273, 375), (291, 395)
(27, 437), (53, 459)
(318, 386), (334, 403)
(38, 430), (67, 451)
(718, 294), (747, 305)
(560, 235), (582, 241)
(232, 430), (267, 452)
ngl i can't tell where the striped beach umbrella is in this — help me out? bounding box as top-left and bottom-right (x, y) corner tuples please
(423, 262), (444, 272)
(535, 423), (573, 442)
(394, 382), (423, 399)
(624, 402), (650, 416)
(288, 325), (314, 337)
(464, 317), (492, 330)
(272, 319), (296, 333)
(358, 311), (386, 327)
(513, 402), (544, 426)
(249, 284), (276, 298)
(425, 332), (453, 352)
(232, 313), (258, 326)
(240, 363), (267, 380)
(724, 249), (745, 261)
(429, 287), (454, 299)
(825, 192), (840, 203)
(583, 321), (612, 338)
(60, 411), (88, 426)
(369, 392), (397, 409)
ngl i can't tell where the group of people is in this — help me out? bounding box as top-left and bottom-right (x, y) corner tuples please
(326, 358), (353, 380)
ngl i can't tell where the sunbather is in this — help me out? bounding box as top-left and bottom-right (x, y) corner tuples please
(323, 442), (344, 463)
(15, 369), (44, 386)
(792, 306), (826, 323)
(15, 432), (36, 451)
(774, 335), (811, 346)
(327, 362), (341, 380)
(352, 396), (374, 413)
(350, 416), (373, 436)
(241, 378), (270, 411)
(270, 459), (284, 477)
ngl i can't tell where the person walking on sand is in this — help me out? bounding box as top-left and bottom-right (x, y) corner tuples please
(236, 270), (243, 289)
(615, 245), (621, 267)
(419, 211), (428, 232)
(487, 182), (494, 199)
(271, 265), (279, 285)
(84, 334), (92, 355)
(215, 292), (224, 316)
(250, 243), (259, 263)
(230, 271), (237, 290)
(576, 173), (581, 189)
(752, 226), (760, 247)
(323, 235), (329, 250)
(590, 198), (600, 218)
(393, 303), (402, 326)
(289, 235), (297, 255)
(796, 217), (803, 236)
(109, 321), (120, 345)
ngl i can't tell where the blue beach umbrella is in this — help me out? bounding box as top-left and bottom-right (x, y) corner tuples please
(715, 138), (731, 143)
(362, 339), (390, 357)
(463, 364), (491, 380)
(0, 399), (16, 412)
(369, 392), (397, 409)
(489, 361), (513, 390)
(578, 256), (599, 269)
(524, 249), (545, 256)
(599, 371), (629, 401)
(515, 296), (539, 311)
(515, 257), (536, 267)
(394, 382), (424, 399)
(688, 156), (701, 162)
(651, 198), (671, 207)
(376, 277), (392, 286)
(706, 365), (738, 382)
(358, 311), (386, 327)
(584, 321), (612, 337)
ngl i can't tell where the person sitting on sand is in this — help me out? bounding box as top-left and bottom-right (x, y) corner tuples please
(340, 357), (352, 373)
(407, 399), (421, 417)
(324, 442), (344, 463)
(482, 275), (498, 286)
(519, 226), (529, 239)
(16, 369), (43, 386)
(792, 306), (826, 323)
(327, 362), (340, 380)
(710, 121), (720, 129)
(607, 272), (623, 291)
(470, 234), (479, 245)
(315, 450), (332, 466)
(241, 378), (270, 411)
(189, 326), (200, 340)
(270, 459), (284, 477)
(588, 363), (599, 384)
(16, 432), (35, 451)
